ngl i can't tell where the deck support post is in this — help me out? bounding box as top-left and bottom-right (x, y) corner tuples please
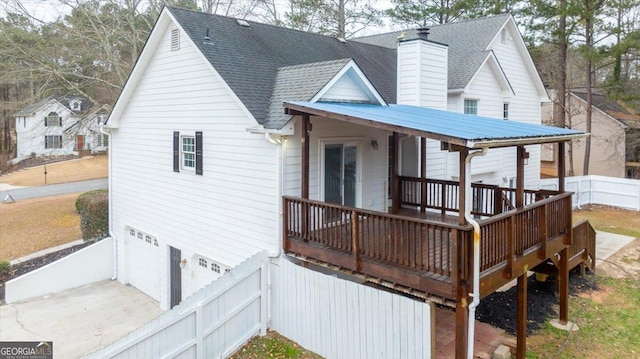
(455, 292), (469, 359)
(301, 115), (310, 239)
(458, 148), (468, 225)
(559, 247), (569, 324)
(516, 272), (528, 359)
(420, 137), (427, 213)
(301, 115), (310, 200)
(558, 142), (566, 193)
(516, 146), (525, 208)
(391, 132), (400, 214)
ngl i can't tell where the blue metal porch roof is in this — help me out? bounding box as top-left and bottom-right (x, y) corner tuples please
(284, 101), (586, 149)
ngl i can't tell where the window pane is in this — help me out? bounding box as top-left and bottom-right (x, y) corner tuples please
(324, 144), (342, 205)
(181, 136), (195, 169)
(464, 99), (478, 115)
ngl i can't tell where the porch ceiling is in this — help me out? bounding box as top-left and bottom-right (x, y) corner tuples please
(284, 101), (587, 149)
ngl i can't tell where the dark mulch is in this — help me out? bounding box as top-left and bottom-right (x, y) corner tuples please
(1, 154), (79, 175)
(476, 269), (597, 335)
(0, 241), (93, 304)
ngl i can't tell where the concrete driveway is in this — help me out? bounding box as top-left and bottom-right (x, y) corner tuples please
(0, 280), (163, 358)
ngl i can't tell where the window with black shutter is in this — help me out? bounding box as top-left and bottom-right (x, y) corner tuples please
(195, 131), (203, 175)
(173, 131), (203, 175)
(173, 131), (180, 172)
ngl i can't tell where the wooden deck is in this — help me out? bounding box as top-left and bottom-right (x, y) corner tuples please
(283, 188), (595, 301)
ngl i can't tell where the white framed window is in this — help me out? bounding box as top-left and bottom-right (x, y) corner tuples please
(503, 103), (509, 120)
(45, 112), (61, 126)
(464, 99), (478, 115)
(44, 135), (62, 149)
(211, 262), (221, 273)
(99, 134), (109, 147)
(70, 100), (81, 111)
(181, 136), (195, 170)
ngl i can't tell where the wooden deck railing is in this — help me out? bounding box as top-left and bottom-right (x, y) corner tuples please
(283, 191), (574, 298)
(398, 176), (560, 217)
(569, 220), (597, 272)
(283, 196), (468, 281)
(478, 192), (573, 275)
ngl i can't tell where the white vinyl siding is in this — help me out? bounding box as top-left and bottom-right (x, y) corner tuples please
(319, 73), (371, 103)
(397, 40), (448, 110)
(284, 118), (388, 212)
(489, 22), (544, 188)
(111, 23), (279, 309)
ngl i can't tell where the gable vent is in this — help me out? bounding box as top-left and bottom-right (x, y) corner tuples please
(170, 28), (180, 51)
(237, 19), (250, 27)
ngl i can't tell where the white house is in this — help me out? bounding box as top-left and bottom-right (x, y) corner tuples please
(13, 95), (108, 161)
(105, 7), (587, 359)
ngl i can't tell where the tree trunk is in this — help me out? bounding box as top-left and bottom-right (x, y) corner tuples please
(337, 0), (345, 38)
(583, 15), (593, 175)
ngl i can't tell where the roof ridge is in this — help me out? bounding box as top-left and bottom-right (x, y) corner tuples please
(166, 6), (395, 49)
(278, 58), (352, 70)
(354, 13), (511, 40)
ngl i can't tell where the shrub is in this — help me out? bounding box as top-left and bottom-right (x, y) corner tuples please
(76, 189), (109, 241)
(0, 260), (11, 274)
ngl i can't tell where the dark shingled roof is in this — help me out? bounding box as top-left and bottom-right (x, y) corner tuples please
(14, 94), (93, 116)
(573, 91), (640, 129)
(353, 14), (511, 90)
(167, 7), (396, 127)
(264, 59), (352, 129)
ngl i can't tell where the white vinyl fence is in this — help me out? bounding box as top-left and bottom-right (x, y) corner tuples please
(270, 257), (434, 359)
(83, 251), (269, 359)
(540, 175), (640, 211)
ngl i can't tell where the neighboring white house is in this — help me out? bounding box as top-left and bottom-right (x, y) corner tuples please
(105, 6), (567, 358)
(13, 95), (109, 161)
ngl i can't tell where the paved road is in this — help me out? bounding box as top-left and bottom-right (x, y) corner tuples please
(0, 178), (108, 201)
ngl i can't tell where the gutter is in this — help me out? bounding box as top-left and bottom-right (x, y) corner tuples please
(464, 147), (488, 359)
(100, 125), (118, 281)
(467, 133), (588, 149)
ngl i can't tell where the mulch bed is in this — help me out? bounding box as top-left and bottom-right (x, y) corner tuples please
(476, 269), (597, 335)
(0, 155), (79, 176)
(0, 241), (93, 304)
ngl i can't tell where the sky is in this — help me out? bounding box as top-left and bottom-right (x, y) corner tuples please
(1, 0), (399, 35)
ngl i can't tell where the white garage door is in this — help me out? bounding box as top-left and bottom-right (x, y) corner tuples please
(194, 256), (228, 290)
(125, 227), (162, 302)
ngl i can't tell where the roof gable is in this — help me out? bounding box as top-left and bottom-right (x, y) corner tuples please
(354, 14), (511, 90)
(166, 6), (396, 125)
(262, 59), (386, 130)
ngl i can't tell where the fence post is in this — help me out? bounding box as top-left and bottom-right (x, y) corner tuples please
(196, 304), (204, 359)
(637, 181), (640, 211)
(260, 262), (268, 336)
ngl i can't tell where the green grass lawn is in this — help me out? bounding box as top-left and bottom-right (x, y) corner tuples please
(527, 277), (640, 358)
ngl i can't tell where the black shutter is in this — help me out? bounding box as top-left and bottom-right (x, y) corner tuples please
(195, 131), (203, 175)
(59, 117), (62, 126)
(173, 131), (180, 172)
(44, 117), (47, 126)
(45, 136), (48, 148)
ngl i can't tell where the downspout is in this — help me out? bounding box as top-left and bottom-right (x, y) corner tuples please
(464, 147), (488, 359)
(100, 125), (118, 281)
(264, 132), (284, 258)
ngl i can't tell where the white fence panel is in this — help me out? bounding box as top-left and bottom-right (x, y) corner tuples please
(540, 175), (640, 211)
(6, 238), (114, 303)
(83, 251), (269, 359)
(270, 257), (433, 359)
